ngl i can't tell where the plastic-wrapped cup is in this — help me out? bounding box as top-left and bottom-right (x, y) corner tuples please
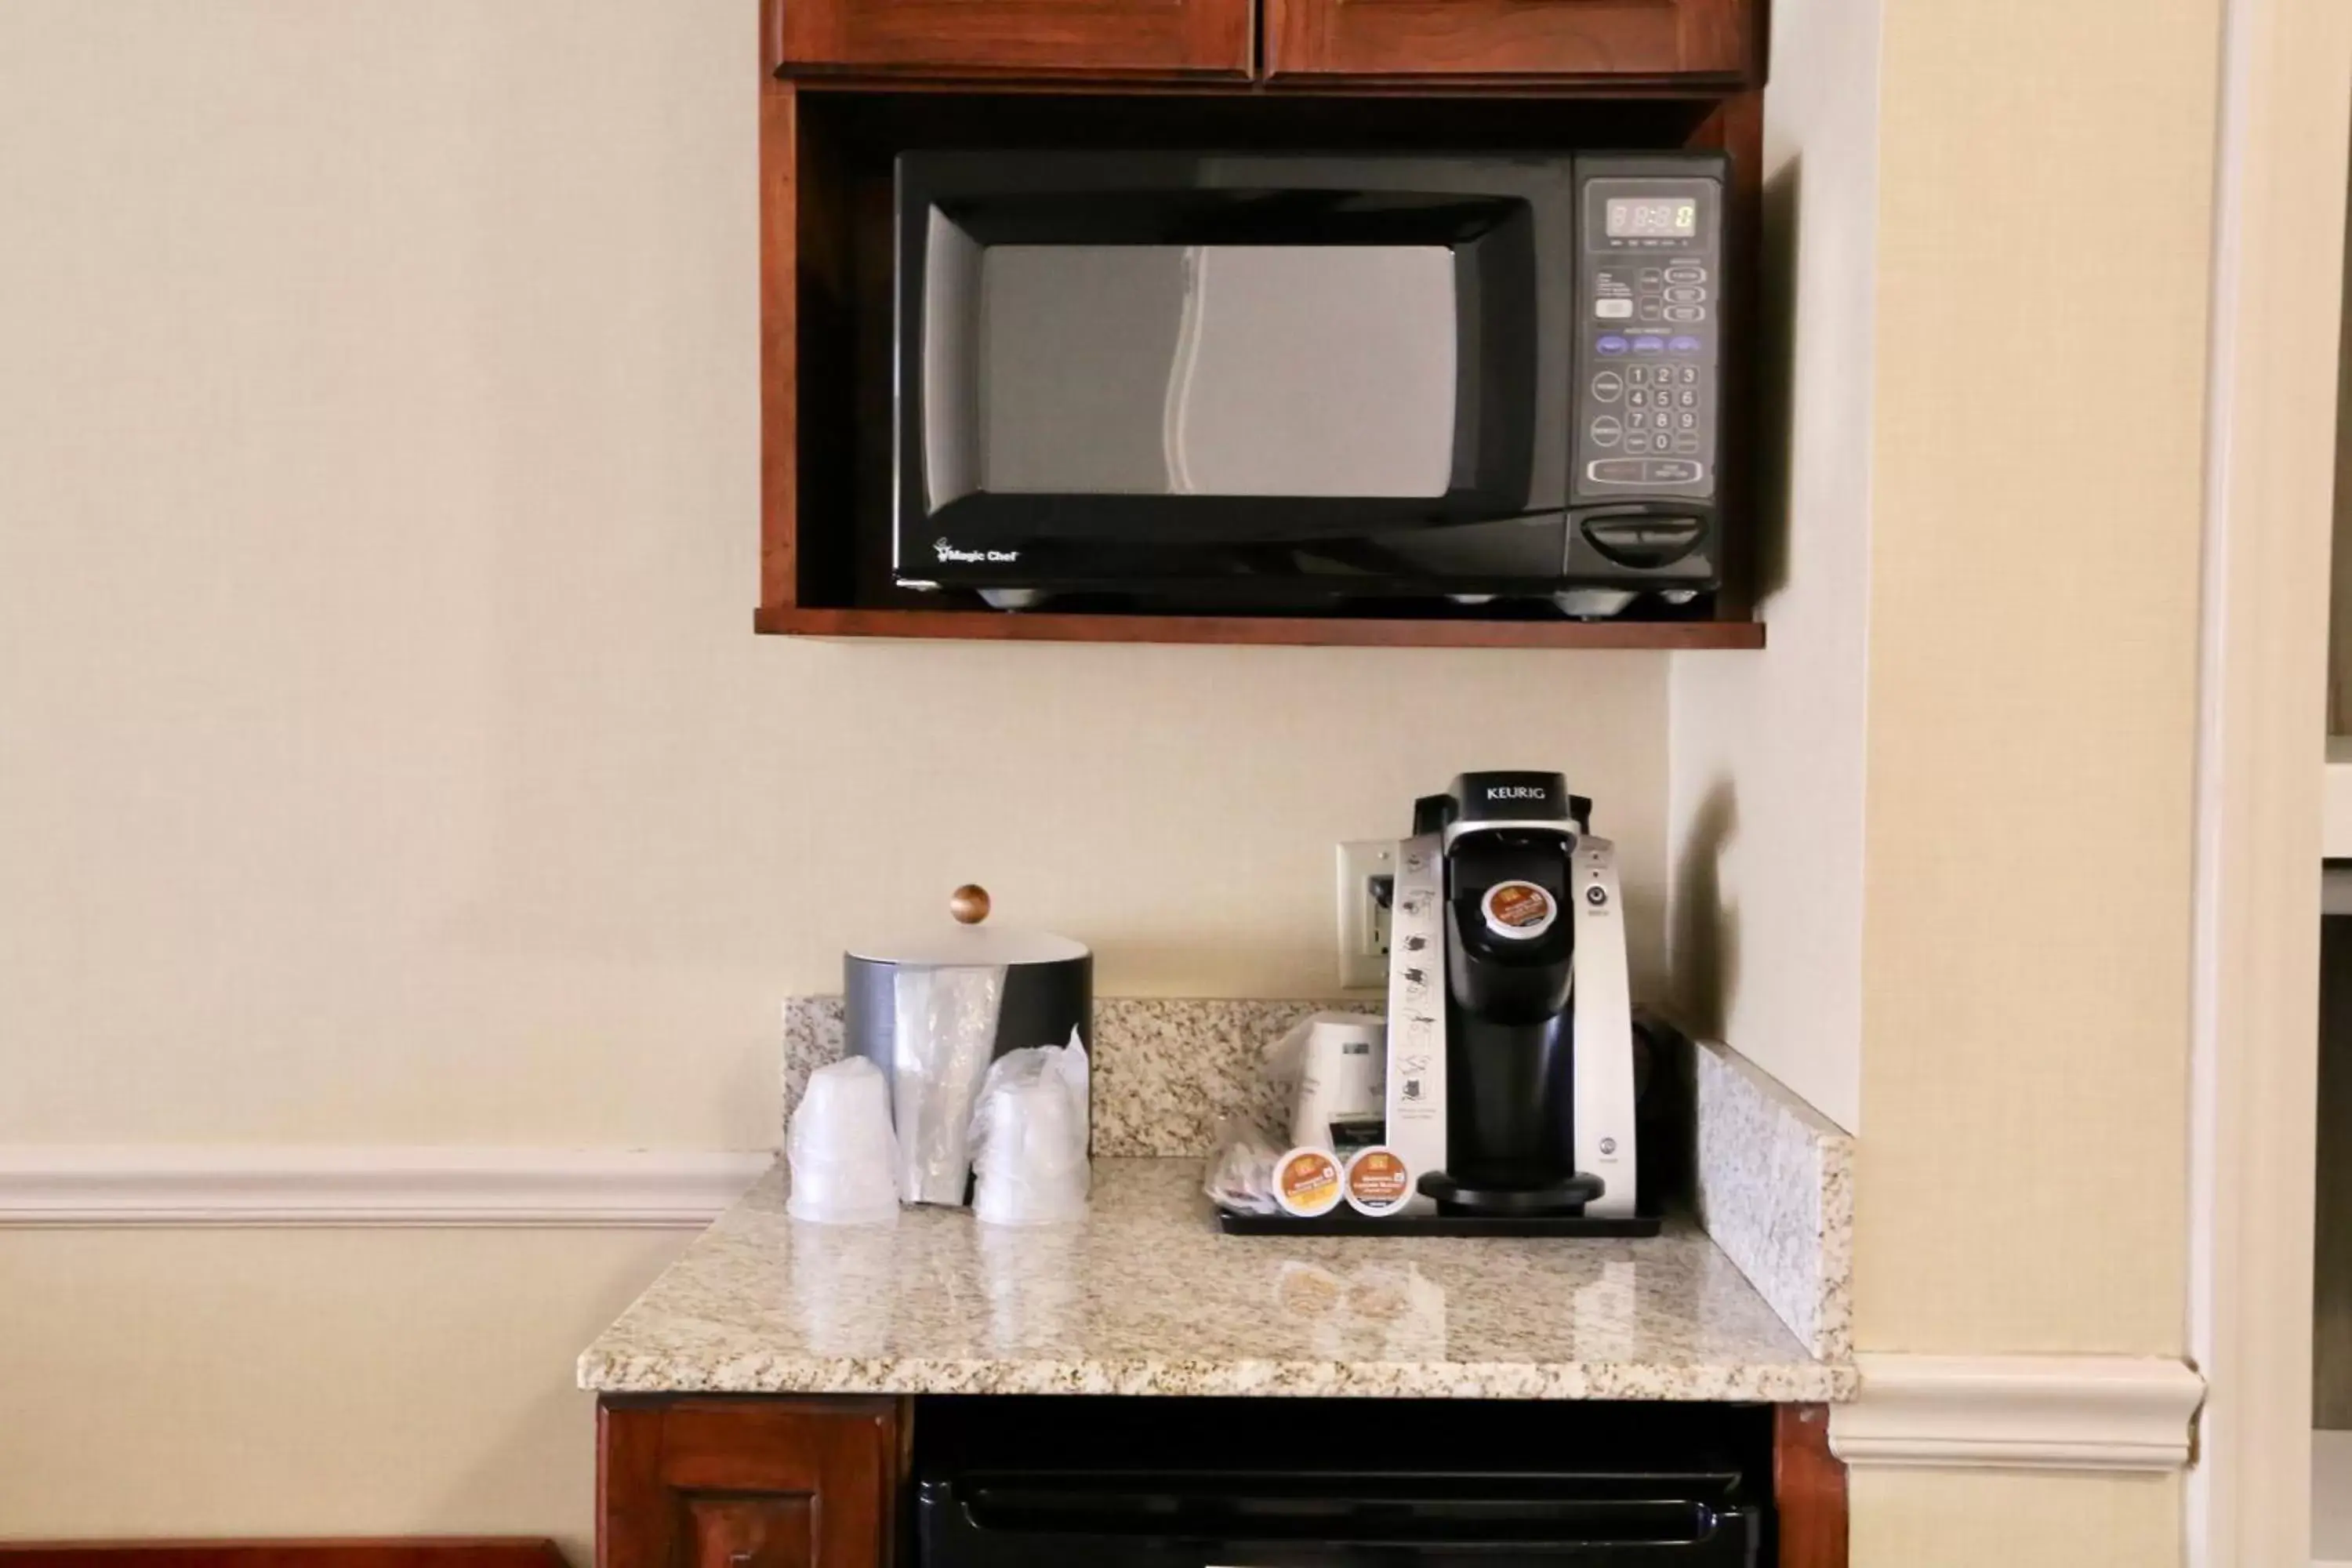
(797, 1052), (893, 1128)
(787, 1057), (901, 1225)
(971, 1076), (1088, 1226)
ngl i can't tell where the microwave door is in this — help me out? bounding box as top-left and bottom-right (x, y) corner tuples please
(895, 153), (1568, 588)
(1158, 245), (1459, 501)
(964, 241), (1466, 506)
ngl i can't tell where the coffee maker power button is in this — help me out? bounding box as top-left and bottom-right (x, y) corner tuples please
(1585, 884), (1609, 907)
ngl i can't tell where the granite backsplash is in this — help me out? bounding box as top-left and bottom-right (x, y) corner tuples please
(778, 995), (1850, 1361)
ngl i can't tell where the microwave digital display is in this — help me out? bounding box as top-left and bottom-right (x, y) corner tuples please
(1605, 197), (1699, 239)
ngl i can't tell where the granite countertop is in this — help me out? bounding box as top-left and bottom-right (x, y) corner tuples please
(578, 1158), (1857, 1403)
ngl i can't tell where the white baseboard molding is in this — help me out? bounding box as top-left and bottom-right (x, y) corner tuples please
(0, 1145), (774, 1227)
(1829, 1353), (2208, 1472)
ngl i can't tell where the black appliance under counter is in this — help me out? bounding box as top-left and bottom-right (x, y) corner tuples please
(575, 1158), (1853, 1403)
(916, 1396), (1772, 1566)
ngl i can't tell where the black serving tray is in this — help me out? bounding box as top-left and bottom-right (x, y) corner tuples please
(1215, 1205), (1664, 1239)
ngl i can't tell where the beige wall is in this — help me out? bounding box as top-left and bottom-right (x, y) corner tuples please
(0, 1229), (684, 1559)
(0, 0), (2227, 1561)
(2331, 127), (2352, 735)
(1670, 0), (2222, 1561)
(0, 0), (1671, 1546)
(1850, 1471), (2183, 1568)
(1853, 0), (2215, 1359)
(1845, 0), (2217, 1562)
(1668, 0), (2216, 1352)
(1666, 0), (1880, 1136)
(0, 0), (1671, 1153)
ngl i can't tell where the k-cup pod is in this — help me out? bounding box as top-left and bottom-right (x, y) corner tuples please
(1481, 879), (1559, 940)
(1273, 1145), (1345, 1218)
(1342, 1145), (1413, 1217)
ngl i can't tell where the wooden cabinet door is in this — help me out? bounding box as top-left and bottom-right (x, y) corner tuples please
(600, 1399), (898, 1568)
(1262, 0), (1755, 82)
(772, 0), (1254, 78)
(1774, 1405), (1849, 1568)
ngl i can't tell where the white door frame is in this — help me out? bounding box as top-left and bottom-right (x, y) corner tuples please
(2189, 1), (2352, 1563)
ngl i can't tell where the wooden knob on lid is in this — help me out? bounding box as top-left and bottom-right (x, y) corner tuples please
(949, 884), (991, 925)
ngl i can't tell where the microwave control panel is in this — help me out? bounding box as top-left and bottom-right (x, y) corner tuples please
(1570, 158), (1725, 532)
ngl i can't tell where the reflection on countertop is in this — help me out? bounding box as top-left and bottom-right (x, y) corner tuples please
(578, 1160), (1857, 1403)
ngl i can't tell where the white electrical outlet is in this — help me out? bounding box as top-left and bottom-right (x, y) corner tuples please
(1334, 840), (1397, 990)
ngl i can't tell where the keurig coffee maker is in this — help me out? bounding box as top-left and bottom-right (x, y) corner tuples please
(1385, 771), (1639, 1218)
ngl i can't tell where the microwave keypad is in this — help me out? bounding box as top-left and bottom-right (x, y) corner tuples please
(1574, 171), (1722, 507)
(1581, 330), (1712, 471)
(1589, 363), (1705, 456)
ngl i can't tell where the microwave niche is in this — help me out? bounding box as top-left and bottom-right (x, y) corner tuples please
(895, 149), (1728, 620)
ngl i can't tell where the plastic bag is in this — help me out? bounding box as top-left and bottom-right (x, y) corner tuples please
(890, 964), (1006, 1205)
(964, 1033), (1091, 1225)
(1202, 1115), (1283, 1215)
(1266, 1014), (1315, 1086)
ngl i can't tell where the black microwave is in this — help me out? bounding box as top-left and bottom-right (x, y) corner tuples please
(895, 148), (1730, 619)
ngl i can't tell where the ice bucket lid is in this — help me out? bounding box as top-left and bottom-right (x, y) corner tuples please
(847, 884), (1088, 968)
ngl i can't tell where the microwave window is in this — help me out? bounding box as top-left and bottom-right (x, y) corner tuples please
(1605, 198), (1697, 238)
(967, 244), (1458, 499)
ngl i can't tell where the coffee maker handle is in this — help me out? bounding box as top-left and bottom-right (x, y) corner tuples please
(1412, 793), (1458, 837)
(1571, 836), (1639, 1218)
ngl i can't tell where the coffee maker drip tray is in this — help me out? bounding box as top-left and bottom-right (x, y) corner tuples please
(1419, 1170), (1605, 1216)
(1223, 1166), (1665, 1241)
(1216, 1171), (1663, 1239)
(1214, 1202), (1662, 1240)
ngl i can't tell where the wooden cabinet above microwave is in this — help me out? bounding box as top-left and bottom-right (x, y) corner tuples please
(1263, 0), (1755, 82)
(754, 1), (1770, 650)
(766, 0), (1763, 84)
(775, 0), (1254, 80)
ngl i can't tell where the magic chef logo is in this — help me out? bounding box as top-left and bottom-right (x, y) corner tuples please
(1487, 785), (1549, 801)
(935, 538), (1021, 564)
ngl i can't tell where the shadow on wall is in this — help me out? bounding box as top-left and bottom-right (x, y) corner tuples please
(1670, 778), (1737, 1041)
(1662, 157), (1797, 1039)
(433, 1379), (599, 1566)
(1750, 154), (1801, 602)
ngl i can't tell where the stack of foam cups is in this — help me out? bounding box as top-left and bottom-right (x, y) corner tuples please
(971, 1072), (1088, 1225)
(786, 1057), (902, 1225)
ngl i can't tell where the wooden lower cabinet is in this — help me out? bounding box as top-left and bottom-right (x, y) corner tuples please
(1774, 1404), (1849, 1568)
(599, 1399), (898, 1568)
(597, 1396), (1842, 1567)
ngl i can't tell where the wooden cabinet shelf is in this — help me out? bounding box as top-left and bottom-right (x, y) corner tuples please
(757, 605), (1765, 648)
(757, 53), (1766, 652)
